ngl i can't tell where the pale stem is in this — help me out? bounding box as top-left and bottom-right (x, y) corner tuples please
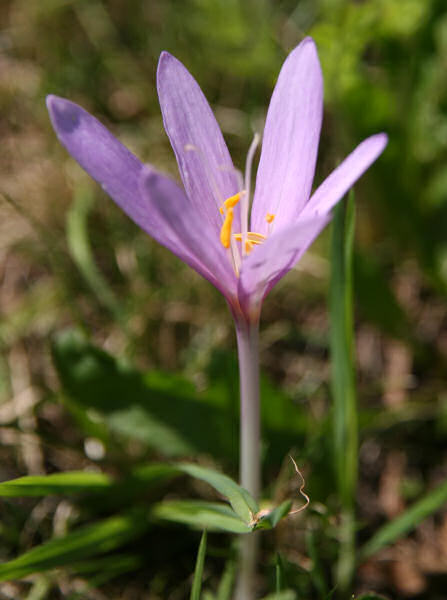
(234, 317), (261, 600)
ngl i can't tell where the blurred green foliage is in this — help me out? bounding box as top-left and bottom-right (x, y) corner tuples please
(2, 0), (447, 598)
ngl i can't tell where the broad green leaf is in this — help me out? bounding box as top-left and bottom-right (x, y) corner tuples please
(0, 512), (149, 581)
(52, 331), (312, 465)
(151, 500), (251, 534)
(254, 501), (292, 530)
(177, 463), (258, 524)
(359, 479), (447, 561)
(190, 531), (207, 600)
(52, 330), (235, 458)
(0, 471), (111, 497)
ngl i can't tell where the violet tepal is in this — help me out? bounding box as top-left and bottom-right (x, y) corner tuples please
(47, 37), (387, 324)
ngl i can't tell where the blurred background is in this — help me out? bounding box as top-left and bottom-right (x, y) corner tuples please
(2, 0), (447, 598)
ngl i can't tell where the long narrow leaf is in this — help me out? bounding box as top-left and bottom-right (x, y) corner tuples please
(330, 193), (357, 592)
(275, 553), (284, 593)
(0, 471), (111, 496)
(0, 464), (178, 498)
(191, 531), (207, 600)
(359, 479), (447, 561)
(216, 559), (236, 600)
(306, 529), (328, 598)
(330, 193), (357, 504)
(66, 184), (123, 323)
(0, 512), (149, 581)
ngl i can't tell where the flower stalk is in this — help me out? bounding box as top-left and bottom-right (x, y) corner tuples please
(234, 317), (261, 600)
(235, 318), (261, 499)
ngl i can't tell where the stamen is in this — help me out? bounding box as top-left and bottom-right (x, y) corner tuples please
(223, 192), (242, 210)
(248, 232), (266, 243)
(234, 232), (266, 245)
(218, 192), (243, 275)
(265, 213), (275, 224)
(220, 207), (234, 249)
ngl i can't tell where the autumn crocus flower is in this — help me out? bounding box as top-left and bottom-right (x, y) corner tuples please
(47, 37), (386, 600)
(46, 38), (386, 328)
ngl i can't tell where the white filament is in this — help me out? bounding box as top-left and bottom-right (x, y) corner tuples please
(242, 133), (261, 256)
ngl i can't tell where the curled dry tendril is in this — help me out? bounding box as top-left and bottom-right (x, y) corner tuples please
(249, 455), (309, 527)
(288, 455), (310, 515)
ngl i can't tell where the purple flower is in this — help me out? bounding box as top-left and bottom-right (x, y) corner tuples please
(47, 37), (387, 324)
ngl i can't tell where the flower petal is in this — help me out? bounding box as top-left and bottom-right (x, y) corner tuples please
(46, 95), (151, 230)
(157, 52), (240, 235)
(301, 133), (388, 219)
(47, 94), (230, 289)
(238, 216), (329, 316)
(250, 38), (323, 236)
(140, 168), (237, 299)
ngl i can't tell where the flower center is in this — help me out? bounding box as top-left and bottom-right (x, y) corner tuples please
(217, 133), (276, 275)
(219, 192), (275, 257)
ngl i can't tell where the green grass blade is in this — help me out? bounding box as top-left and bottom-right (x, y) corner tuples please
(72, 554), (143, 588)
(216, 559), (236, 600)
(24, 576), (51, 600)
(359, 479), (447, 561)
(191, 530), (207, 600)
(275, 553), (284, 593)
(66, 184), (123, 324)
(70, 553), (142, 576)
(330, 193), (357, 503)
(330, 193), (358, 592)
(0, 471), (111, 496)
(0, 512), (148, 581)
(306, 528), (328, 599)
(0, 464), (178, 500)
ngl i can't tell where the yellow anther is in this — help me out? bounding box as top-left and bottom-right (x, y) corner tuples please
(223, 191), (242, 210)
(245, 240), (254, 254)
(248, 232), (266, 243)
(219, 206), (224, 215)
(220, 207), (234, 249)
(266, 213), (275, 224)
(234, 232), (266, 245)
